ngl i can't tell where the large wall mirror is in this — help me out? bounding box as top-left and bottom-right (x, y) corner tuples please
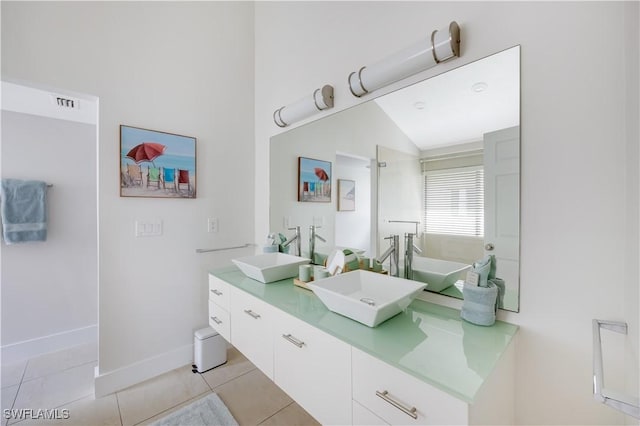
(270, 46), (520, 312)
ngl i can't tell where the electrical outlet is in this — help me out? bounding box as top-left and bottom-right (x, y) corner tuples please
(283, 216), (291, 228)
(313, 216), (324, 227)
(208, 217), (219, 233)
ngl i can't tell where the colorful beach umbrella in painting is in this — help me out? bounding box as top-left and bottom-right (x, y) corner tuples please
(314, 167), (329, 181)
(126, 142), (166, 167)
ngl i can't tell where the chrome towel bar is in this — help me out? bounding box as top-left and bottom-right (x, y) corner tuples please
(196, 243), (255, 253)
(592, 319), (640, 419)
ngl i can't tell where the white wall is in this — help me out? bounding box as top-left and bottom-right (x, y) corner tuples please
(1, 83), (98, 363)
(377, 146), (423, 256)
(624, 2), (640, 420)
(1, 1), (255, 394)
(255, 2), (639, 425)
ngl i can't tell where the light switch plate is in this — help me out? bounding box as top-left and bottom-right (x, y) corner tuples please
(135, 219), (162, 237)
(283, 216), (291, 228)
(208, 217), (219, 233)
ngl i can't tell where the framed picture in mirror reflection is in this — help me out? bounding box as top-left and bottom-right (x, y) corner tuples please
(298, 157), (331, 202)
(337, 179), (355, 211)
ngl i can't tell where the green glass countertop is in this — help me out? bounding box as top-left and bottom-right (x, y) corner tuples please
(210, 266), (518, 403)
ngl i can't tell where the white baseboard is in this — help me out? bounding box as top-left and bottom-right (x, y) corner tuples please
(94, 343), (193, 398)
(1, 324), (97, 365)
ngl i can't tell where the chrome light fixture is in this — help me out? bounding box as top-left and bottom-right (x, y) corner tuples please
(273, 85), (334, 128)
(348, 21), (461, 97)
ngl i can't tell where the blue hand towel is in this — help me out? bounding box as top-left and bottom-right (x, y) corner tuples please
(461, 282), (498, 326)
(1, 179), (48, 244)
(489, 277), (505, 309)
(488, 254), (497, 280)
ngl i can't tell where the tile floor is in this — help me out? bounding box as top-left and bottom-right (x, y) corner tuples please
(1, 343), (319, 426)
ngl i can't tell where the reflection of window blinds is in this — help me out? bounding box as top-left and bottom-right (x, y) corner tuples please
(424, 166), (484, 237)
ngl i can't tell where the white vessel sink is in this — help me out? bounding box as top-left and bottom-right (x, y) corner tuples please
(307, 270), (426, 327)
(411, 257), (471, 292)
(232, 253), (310, 283)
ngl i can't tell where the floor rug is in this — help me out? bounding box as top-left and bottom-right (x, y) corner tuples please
(149, 393), (238, 426)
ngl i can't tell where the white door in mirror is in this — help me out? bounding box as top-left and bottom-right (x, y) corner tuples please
(483, 126), (519, 301)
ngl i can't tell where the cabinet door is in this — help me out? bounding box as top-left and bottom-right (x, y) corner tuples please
(208, 299), (231, 342)
(208, 275), (230, 311)
(352, 348), (468, 425)
(273, 309), (352, 425)
(353, 400), (389, 425)
(229, 286), (274, 378)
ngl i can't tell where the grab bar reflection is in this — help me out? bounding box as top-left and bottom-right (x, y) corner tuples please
(195, 243), (255, 253)
(592, 319), (640, 419)
(387, 220), (420, 235)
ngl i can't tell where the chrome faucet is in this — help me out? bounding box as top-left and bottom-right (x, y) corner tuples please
(404, 233), (422, 280)
(283, 226), (301, 256)
(377, 234), (400, 277)
(309, 225), (326, 264)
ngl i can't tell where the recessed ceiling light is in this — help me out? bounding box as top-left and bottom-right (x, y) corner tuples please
(472, 82), (488, 93)
(413, 101), (426, 110)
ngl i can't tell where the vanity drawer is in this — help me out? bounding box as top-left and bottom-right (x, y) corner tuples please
(208, 299), (230, 342)
(208, 274), (230, 311)
(352, 347), (468, 425)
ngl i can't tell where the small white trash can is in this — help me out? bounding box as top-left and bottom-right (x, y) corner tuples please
(193, 327), (227, 373)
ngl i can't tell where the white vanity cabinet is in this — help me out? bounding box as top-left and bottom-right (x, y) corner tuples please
(208, 275), (231, 341)
(273, 308), (352, 425)
(208, 270), (517, 426)
(228, 285), (275, 378)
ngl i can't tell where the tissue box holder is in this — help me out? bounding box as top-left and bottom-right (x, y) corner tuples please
(461, 282), (498, 326)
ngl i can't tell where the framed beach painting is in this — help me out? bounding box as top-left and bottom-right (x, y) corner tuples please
(337, 179), (355, 211)
(298, 157), (331, 202)
(120, 125), (196, 198)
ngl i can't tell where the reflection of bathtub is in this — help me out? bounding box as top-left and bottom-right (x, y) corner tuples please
(411, 257), (472, 293)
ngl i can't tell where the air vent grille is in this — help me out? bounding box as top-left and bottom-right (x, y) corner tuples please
(51, 94), (80, 110)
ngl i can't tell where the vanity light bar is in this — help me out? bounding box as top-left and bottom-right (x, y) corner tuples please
(273, 85), (334, 128)
(348, 21), (461, 97)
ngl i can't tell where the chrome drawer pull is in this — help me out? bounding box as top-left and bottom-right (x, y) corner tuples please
(210, 316), (222, 325)
(282, 334), (305, 348)
(210, 289), (223, 296)
(244, 309), (261, 319)
(376, 390), (418, 419)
